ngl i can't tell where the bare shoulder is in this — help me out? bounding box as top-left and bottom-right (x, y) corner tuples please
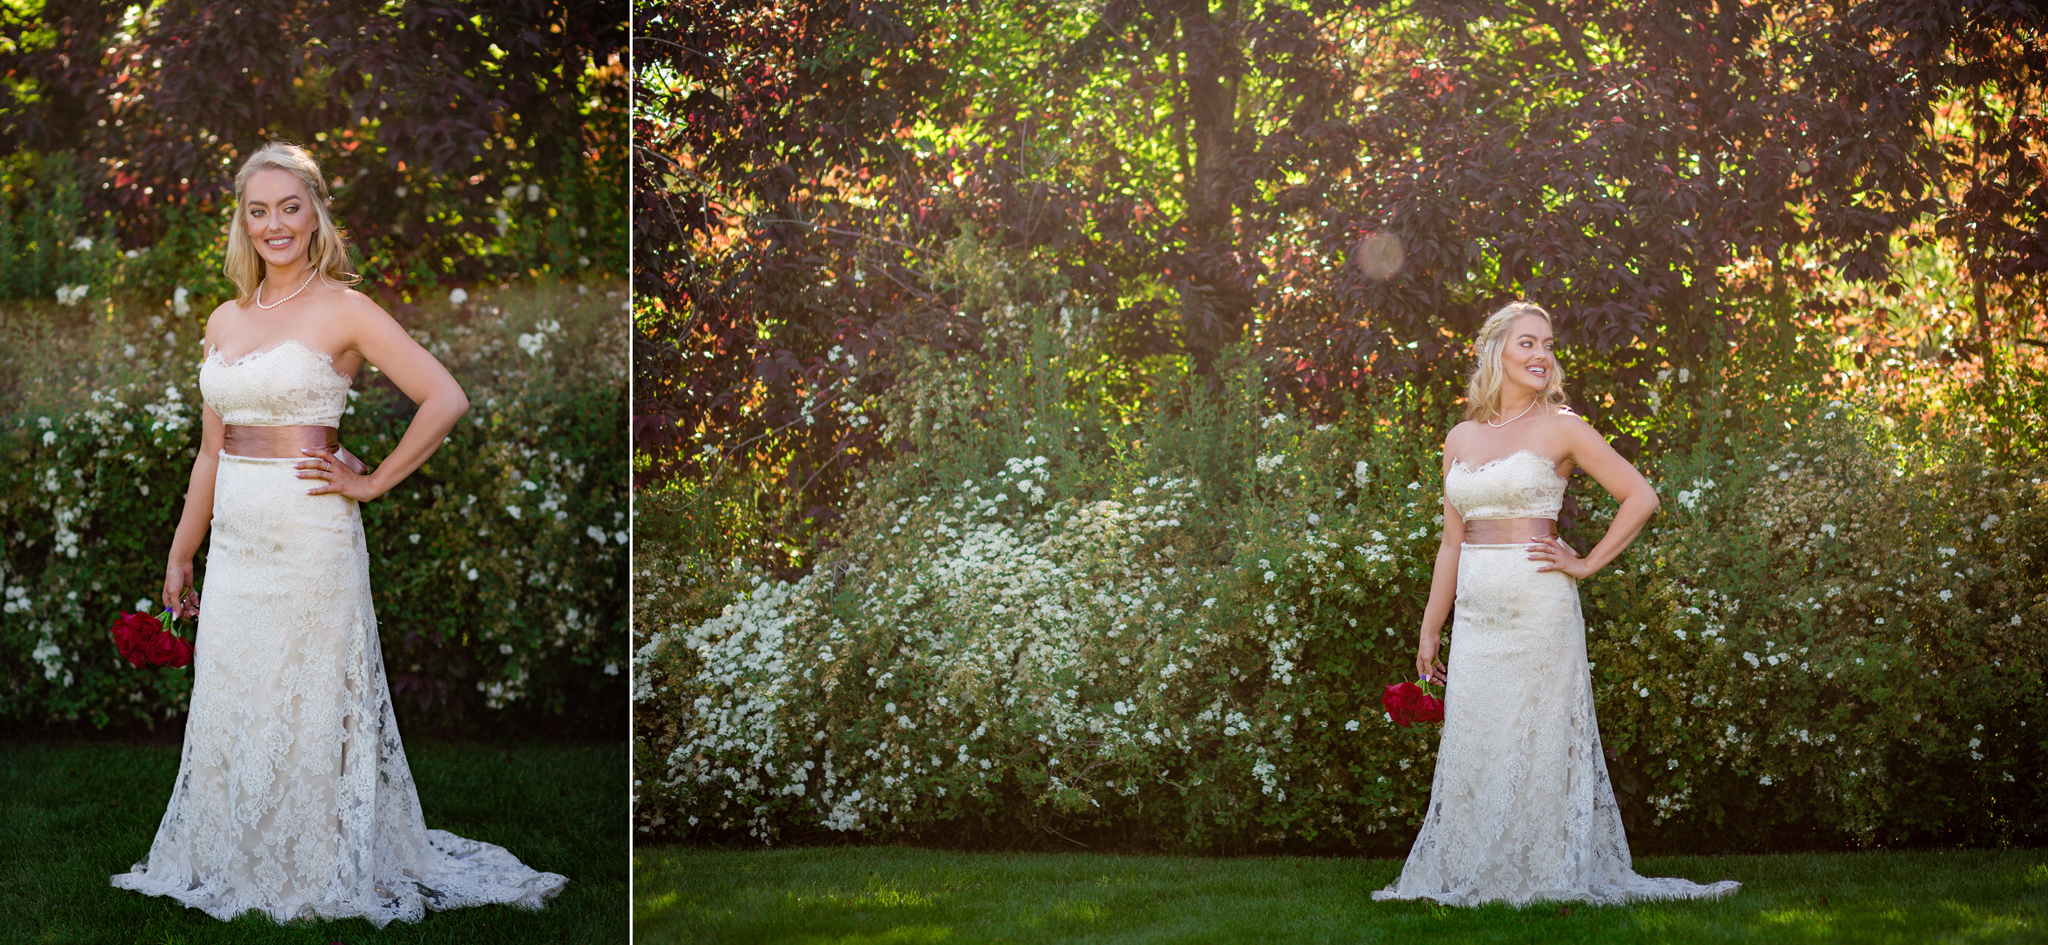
(1443, 419), (1482, 456)
(325, 286), (404, 340)
(201, 299), (245, 347)
(1544, 405), (1599, 436)
(1532, 406), (1599, 463)
(331, 285), (394, 322)
(1446, 418), (1485, 443)
(203, 298), (245, 327)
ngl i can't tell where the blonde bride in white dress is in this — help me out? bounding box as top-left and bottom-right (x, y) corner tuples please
(1374, 301), (1738, 906)
(111, 142), (566, 925)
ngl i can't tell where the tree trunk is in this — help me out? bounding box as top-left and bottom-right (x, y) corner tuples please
(1175, 0), (1248, 378)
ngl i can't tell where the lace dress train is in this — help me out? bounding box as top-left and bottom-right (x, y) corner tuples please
(1374, 450), (1737, 906)
(111, 341), (566, 926)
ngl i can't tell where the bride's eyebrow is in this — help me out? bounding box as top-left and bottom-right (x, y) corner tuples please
(246, 193), (307, 208)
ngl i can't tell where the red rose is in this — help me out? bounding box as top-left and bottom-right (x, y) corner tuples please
(145, 628), (194, 668)
(109, 612), (162, 668)
(1413, 685), (1444, 724)
(164, 632), (193, 668)
(1383, 680), (1446, 727)
(108, 610), (193, 668)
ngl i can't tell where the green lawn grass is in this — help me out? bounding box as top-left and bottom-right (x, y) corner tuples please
(638, 844), (2048, 944)
(0, 739), (626, 945)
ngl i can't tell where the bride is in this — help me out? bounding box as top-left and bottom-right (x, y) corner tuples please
(111, 142), (567, 925)
(1374, 301), (1738, 906)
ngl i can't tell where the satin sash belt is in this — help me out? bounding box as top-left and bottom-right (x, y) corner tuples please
(222, 424), (370, 474)
(1461, 517), (1557, 544)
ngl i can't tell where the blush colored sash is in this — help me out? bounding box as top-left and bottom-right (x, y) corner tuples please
(222, 424), (370, 474)
(1461, 518), (1557, 544)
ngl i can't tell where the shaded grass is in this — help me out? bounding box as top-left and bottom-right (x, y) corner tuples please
(0, 739), (625, 944)
(638, 845), (2048, 944)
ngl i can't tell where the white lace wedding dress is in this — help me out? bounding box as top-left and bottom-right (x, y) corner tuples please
(1373, 449), (1738, 906)
(111, 340), (567, 926)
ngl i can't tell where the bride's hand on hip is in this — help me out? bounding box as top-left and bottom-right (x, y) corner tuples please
(298, 448), (380, 501)
(1529, 535), (1594, 579)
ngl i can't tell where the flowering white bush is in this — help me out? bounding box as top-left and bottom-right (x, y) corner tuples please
(636, 308), (1482, 851)
(639, 298), (2048, 853)
(1582, 400), (2048, 846)
(2, 279), (627, 731)
(637, 430), (1466, 848)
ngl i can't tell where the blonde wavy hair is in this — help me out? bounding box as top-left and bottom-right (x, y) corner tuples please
(1464, 301), (1569, 422)
(223, 142), (358, 304)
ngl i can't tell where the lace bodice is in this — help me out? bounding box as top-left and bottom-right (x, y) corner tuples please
(1446, 449), (1564, 520)
(199, 339), (350, 427)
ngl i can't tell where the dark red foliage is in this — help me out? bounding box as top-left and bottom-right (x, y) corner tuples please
(0, 0), (624, 272)
(637, 0), (2048, 524)
(634, 0), (963, 506)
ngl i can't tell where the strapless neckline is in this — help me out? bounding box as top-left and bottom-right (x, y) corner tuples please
(205, 339), (348, 381)
(1451, 448), (1566, 482)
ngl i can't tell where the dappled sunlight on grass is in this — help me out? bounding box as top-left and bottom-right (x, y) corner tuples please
(1758, 905), (1842, 937)
(783, 882), (938, 910)
(1738, 896), (2040, 944)
(640, 890), (680, 916)
(1022, 898), (1106, 927)
(807, 927), (955, 944)
(641, 846), (2048, 945)
(1936, 900), (2033, 939)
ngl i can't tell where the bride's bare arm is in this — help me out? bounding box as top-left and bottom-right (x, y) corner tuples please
(1532, 414), (1658, 579)
(298, 292), (468, 502)
(163, 402), (225, 617)
(1416, 445), (1465, 684)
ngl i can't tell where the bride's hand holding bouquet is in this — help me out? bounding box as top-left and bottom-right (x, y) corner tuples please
(162, 561), (199, 619)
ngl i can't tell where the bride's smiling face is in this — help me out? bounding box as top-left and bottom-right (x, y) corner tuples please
(241, 168), (315, 272)
(1500, 313), (1555, 395)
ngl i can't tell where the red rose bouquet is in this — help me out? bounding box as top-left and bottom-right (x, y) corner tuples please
(1382, 678), (1445, 727)
(110, 609), (193, 669)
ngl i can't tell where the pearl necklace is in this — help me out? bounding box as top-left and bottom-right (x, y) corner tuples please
(1487, 398), (1537, 428)
(254, 270), (319, 310)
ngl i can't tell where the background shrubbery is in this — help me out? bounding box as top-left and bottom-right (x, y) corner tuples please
(0, 3), (624, 304)
(634, 279), (2048, 853)
(637, 0), (2048, 855)
(1, 279), (629, 737)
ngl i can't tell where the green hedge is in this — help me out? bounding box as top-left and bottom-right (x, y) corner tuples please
(1, 279), (628, 733)
(633, 305), (2048, 852)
